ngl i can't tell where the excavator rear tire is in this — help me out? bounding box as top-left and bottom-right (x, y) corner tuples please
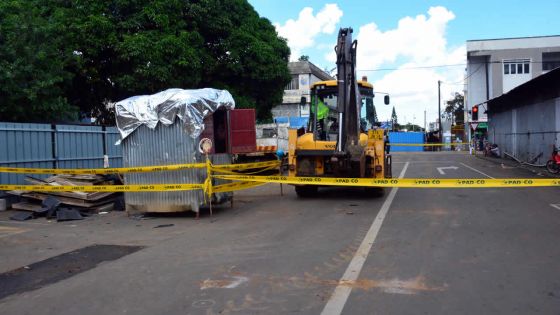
(295, 185), (318, 198)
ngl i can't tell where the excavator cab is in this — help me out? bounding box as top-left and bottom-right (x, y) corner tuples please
(308, 80), (375, 143)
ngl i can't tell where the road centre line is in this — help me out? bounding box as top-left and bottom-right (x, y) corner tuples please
(459, 162), (495, 179)
(321, 162), (410, 315)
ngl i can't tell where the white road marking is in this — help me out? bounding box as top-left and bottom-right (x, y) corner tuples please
(437, 166), (458, 175)
(550, 204), (560, 210)
(321, 162), (410, 315)
(459, 162), (495, 179)
(393, 161), (453, 164)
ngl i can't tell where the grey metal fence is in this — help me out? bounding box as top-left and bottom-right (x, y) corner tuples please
(0, 122), (122, 185)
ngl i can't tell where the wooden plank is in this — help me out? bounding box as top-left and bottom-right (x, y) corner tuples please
(22, 193), (116, 208)
(24, 176), (115, 201)
(11, 201), (42, 212)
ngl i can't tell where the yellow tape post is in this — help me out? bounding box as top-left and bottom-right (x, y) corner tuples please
(212, 174), (560, 188)
(0, 163), (205, 175)
(0, 183), (203, 192)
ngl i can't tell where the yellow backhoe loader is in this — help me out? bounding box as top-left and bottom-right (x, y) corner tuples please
(288, 27), (392, 197)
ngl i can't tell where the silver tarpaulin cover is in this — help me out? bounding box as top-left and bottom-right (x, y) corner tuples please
(115, 88), (235, 143)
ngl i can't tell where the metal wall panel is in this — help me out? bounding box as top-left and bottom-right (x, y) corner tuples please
(1, 123), (124, 185)
(389, 132), (425, 152)
(55, 125), (104, 169)
(122, 121), (232, 213)
(489, 96), (559, 163)
(0, 122), (53, 184)
(229, 109), (257, 154)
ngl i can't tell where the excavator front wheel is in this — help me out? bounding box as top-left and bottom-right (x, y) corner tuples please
(295, 185), (318, 198)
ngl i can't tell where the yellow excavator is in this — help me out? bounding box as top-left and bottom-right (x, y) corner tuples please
(287, 27), (391, 197)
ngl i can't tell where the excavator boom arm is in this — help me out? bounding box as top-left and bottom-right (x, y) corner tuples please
(335, 28), (361, 153)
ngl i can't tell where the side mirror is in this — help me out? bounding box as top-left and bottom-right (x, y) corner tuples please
(384, 95), (390, 105)
(300, 96), (307, 105)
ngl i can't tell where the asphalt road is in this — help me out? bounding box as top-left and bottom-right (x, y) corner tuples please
(1, 152), (559, 314)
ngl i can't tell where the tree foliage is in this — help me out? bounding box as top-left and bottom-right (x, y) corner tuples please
(391, 106), (397, 124)
(0, 0), (290, 123)
(298, 55), (309, 61)
(443, 92), (464, 124)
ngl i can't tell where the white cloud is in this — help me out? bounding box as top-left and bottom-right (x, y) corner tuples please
(274, 4), (343, 61)
(352, 7), (467, 126)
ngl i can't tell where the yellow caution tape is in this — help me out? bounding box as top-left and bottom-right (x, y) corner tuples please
(212, 174), (560, 188)
(212, 181), (267, 193)
(211, 160), (280, 171)
(211, 165), (279, 175)
(0, 160), (279, 175)
(0, 183), (203, 192)
(390, 143), (471, 146)
(0, 163), (205, 175)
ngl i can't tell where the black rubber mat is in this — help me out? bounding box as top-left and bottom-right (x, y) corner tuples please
(0, 244), (144, 300)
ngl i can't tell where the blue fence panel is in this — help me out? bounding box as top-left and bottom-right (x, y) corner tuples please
(389, 132), (425, 152)
(0, 123), (125, 185)
(0, 122), (54, 185)
(274, 116), (309, 128)
(55, 125), (105, 169)
(289, 117), (308, 128)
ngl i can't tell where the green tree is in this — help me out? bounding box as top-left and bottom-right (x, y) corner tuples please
(298, 55), (309, 61)
(0, 0), (77, 122)
(0, 0), (290, 123)
(372, 104), (379, 125)
(444, 92), (464, 125)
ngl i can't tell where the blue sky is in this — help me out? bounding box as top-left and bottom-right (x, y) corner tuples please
(248, 0), (560, 124)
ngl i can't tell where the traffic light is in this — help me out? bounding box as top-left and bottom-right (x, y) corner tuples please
(472, 105), (479, 121)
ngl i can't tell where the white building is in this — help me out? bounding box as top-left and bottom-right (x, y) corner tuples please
(466, 35), (560, 123)
(271, 61), (334, 119)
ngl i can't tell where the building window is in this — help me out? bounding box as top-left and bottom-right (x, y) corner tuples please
(542, 52), (560, 71)
(285, 75), (299, 90)
(503, 59), (530, 75)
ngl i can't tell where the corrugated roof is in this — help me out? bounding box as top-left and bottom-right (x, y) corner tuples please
(288, 61), (334, 81)
(486, 67), (560, 113)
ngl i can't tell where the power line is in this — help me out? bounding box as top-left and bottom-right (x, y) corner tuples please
(358, 63), (466, 72)
(442, 63), (484, 85)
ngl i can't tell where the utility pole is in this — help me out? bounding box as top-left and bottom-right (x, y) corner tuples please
(424, 109), (426, 132)
(438, 80), (442, 143)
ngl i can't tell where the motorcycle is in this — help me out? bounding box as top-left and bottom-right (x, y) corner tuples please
(546, 145), (560, 174)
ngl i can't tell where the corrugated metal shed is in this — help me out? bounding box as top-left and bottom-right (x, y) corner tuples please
(122, 120), (231, 213)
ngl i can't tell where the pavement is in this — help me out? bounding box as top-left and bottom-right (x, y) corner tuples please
(0, 151), (559, 314)
(474, 150), (560, 178)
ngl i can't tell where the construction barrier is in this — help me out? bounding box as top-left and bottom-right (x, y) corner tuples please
(0, 163), (205, 175)
(0, 183), (204, 192)
(2, 159), (560, 193)
(0, 160), (279, 175)
(0, 160), (281, 195)
(212, 174), (560, 188)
